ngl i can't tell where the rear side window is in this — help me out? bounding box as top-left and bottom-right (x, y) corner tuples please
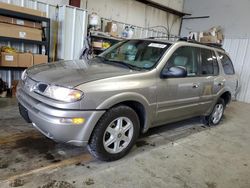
(218, 53), (235, 75)
(200, 49), (219, 75)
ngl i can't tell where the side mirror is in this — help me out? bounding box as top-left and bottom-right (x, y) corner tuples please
(161, 66), (187, 78)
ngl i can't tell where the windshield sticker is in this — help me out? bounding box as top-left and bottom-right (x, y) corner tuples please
(148, 43), (167, 48)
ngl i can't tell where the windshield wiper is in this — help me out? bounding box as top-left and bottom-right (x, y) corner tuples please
(109, 60), (144, 70)
(96, 56), (143, 71)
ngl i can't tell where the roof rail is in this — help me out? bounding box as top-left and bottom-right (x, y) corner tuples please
(147, 36), (181, 40)
(178, 37), (225, 51)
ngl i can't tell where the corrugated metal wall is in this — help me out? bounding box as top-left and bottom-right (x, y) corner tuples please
(223, 38), (250, 103)
(58, 5), (87, 60)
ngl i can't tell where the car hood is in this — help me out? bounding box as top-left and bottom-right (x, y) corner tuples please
(27, 59), (138, 87)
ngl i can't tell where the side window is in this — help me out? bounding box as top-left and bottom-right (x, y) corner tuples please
(165, 46), (198, 77)
(218, 53), (235, 75)
(212, 51), (219, 75)
(200, 49), (219, 75)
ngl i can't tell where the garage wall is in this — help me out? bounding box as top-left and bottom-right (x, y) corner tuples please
(80, 0), (184, 36)
(181, 0), (250, 37)
(36, 0), (69, 6)
(181, 0), (250, 103)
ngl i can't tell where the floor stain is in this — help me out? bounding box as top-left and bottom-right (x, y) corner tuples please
(45, 153), (55, 160)
(206, 181), (217, 188)
(135, 140), (149, 147)
(52, 159), (61, 163)
(150, 143), (156, 147)
(0, 160), (9, 169)
(75, 162), (85, 166)
(9, 178), (25, 187)
(39, 180), (75, 188)
(14, 137), (56, 154)
(84, 178), (94, 186)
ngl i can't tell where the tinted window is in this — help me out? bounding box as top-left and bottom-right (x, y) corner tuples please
(165, 46), (198, 77)
(218, 53), (235, 75)
(200, 49), (219, 75)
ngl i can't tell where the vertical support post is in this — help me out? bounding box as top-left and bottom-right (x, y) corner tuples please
(71, 7), (76, 60)
(47, 18), (50, 61)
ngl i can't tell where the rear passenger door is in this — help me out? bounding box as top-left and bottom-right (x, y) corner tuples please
(198, 48), (221, 113)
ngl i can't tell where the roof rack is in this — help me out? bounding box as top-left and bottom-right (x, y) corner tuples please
(178, 37), (225, 51)
(145, 36), (225, 51)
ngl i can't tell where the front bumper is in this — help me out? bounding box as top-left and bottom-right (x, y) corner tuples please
(17, 84), (105, 147)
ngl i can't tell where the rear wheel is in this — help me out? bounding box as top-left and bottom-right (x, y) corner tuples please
(203, 98), (225, 126)
(88, 105), (140, 161)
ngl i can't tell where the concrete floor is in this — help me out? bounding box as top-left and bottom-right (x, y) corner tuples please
(0, 99), (250, 188)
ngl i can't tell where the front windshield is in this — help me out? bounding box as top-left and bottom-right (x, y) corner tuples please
(98, 40), (170, 70)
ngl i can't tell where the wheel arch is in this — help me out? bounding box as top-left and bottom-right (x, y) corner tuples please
(220, 91), (231, 106)
(96, 92), (151, 133)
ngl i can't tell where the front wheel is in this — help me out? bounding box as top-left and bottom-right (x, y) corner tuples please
(88, 105), (140, 161)
(203, 98), (225, 126)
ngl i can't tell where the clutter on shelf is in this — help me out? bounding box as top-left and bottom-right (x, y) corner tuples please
(87, 12), (137, 56)
(0, 46), (48, 68)
(188, 26), (224, 45)
(0, 2), (49, 69)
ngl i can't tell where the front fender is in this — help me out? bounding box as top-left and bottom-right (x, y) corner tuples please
(97, 92), (152, 132)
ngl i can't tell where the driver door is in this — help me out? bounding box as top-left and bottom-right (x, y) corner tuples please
(154, 46), (202, 125)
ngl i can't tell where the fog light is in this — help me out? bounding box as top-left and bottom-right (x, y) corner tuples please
(60, 117), (85, 125)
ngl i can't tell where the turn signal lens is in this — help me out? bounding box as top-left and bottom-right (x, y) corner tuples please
(60, 117), (85, 125)
(72, 118), (85, 124)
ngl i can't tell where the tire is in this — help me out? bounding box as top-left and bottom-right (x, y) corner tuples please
(88, 105), (140, 161)
(202, 98), (225, 126)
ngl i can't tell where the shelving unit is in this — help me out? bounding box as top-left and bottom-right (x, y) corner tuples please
(0, 8), (50, 88)
(90, 32), (122, 55)
(0, 8), (50, 57)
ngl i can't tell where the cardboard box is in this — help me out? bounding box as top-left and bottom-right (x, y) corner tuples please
(0, 15), (42, 29)
(18, 53), (33, 67)
(105, 22), (118, 37)
(217, 32), (224, 41)
(200, 36), (218, 43)
(92, 41), (103, 48)
(0, 15), (13, 24)
(0, 52), (18, 67)
(33, 54), (48, 65)
(0, 2), (46, 17)
(15, 19), (42, 29)
(0, 23), (42, 41)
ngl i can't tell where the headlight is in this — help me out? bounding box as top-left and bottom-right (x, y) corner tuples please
(21, 69), (27, 81)
(43, 85), (83, 102)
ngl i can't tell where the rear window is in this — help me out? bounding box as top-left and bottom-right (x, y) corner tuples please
(200, 49), (219, 75)
(218, 52), (235, 75)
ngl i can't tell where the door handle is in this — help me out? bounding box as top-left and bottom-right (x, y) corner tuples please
(192, 83), (199, 88)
